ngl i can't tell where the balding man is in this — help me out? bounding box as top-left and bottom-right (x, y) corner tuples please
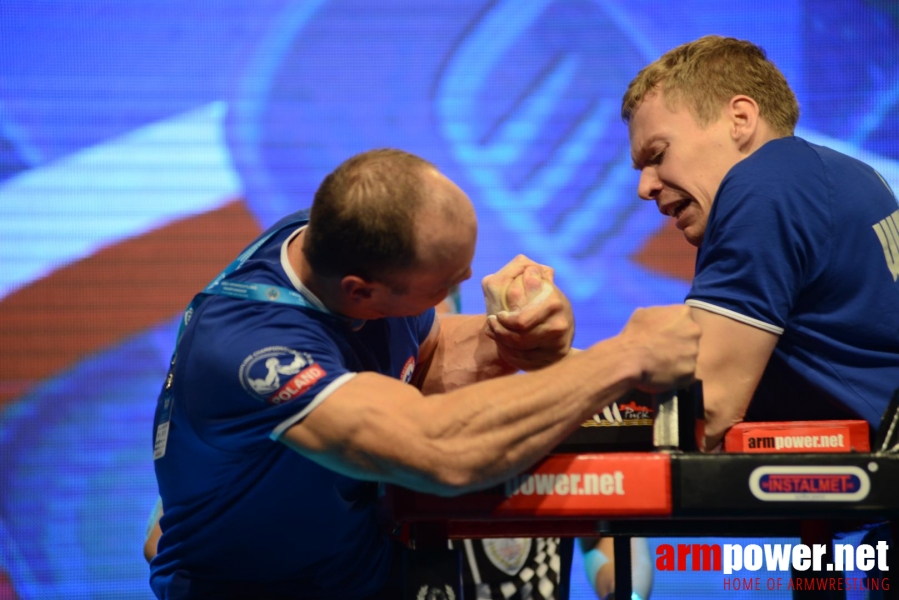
(149, 148), (700, 599)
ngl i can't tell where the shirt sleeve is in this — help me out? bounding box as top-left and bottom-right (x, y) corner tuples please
(182, 301), (359, 450)
(269, 310), (436, 437)
(686, 155), (831, 334)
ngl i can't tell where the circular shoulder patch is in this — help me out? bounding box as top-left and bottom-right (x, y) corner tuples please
(239, 346), (313, 401)
(400, 356), (416, 383)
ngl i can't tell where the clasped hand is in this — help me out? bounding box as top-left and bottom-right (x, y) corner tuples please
(481, 255), (574, 371)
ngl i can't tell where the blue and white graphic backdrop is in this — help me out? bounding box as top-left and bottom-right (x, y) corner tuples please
(0, 1), (897, 598)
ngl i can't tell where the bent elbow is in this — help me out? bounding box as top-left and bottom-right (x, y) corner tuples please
(425, 460), (482, 497)
(414, 440), (492, 497)
(703, 406), (728, 438)
(703, 403), (746, 451)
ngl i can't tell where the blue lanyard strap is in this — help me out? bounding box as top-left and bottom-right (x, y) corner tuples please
(156, 216), (352, 460)
(155, 217), (323, 460)
(175, 217), (340, 344)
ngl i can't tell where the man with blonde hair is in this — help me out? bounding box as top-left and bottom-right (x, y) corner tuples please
(623, 35), (899, 450)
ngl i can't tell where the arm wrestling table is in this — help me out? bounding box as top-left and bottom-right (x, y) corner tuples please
(384, 385), (899, 600)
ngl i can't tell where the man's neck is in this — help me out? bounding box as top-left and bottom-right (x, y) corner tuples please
(287, 229), (342, 314)
(744, 121), (785, 156)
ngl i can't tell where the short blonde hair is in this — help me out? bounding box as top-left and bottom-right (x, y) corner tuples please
(621, 35), (799, 136)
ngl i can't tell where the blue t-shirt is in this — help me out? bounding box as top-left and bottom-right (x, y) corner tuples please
(150, 211), (435, 599)
(687, 136), (899, 426)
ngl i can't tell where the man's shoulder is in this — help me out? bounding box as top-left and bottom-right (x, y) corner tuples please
(265, 209), (311, 231)
(719, 137), (829, 214)
(734, 136), (822, 176)
(188, 295), (343, 368)
(741, 135), (874, 178)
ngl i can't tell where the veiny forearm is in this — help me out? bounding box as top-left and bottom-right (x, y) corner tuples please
(396, 336), (639, 494)
(289, 305), (699, 496)
(418, 314), (516, 395)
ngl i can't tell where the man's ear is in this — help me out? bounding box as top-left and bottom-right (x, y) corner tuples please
(341, 275), (375, 304)
(728, 95), (760, 149)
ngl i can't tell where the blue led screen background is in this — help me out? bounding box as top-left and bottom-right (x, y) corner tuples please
(0, 1), (897, 598)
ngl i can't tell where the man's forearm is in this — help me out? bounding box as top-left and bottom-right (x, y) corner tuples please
(286, 305), (699, 496)
(293, 335), (643, 497)
(418, 314), (517, 395)
(421, 338), (640, 492)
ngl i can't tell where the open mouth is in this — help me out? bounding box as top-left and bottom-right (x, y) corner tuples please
(667, 199), (691, 219)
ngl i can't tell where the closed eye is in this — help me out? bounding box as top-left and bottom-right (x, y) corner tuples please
(632, 147), (665, 170)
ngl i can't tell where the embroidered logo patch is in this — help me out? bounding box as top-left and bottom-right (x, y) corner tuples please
(268, 364), (327, 405)
(400, 356), (416, 383)
(239, 346), (321, 403)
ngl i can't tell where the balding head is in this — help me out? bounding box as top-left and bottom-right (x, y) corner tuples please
(304, 149), (475, 291)
(412, 168), (477, 268)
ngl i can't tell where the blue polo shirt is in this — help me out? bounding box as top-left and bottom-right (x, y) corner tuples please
(151, 211), (434, 598)
(687, 136), (899, 425)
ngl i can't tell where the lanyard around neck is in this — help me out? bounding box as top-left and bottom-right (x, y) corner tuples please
(176, 217), (365, 343)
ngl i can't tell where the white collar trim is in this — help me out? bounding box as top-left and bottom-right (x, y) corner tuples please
(280, 226), (329, 313)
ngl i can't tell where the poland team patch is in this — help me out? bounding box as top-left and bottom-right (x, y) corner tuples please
(239, 346), (326, 404)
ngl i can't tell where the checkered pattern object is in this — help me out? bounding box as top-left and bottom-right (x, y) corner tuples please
(452, 537), (567, 600)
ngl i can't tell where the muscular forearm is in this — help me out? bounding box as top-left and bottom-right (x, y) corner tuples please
(423, 338), (639, 492)
(417, 314), (517, 395)
(287, 305), (698, 497)
(309, 336), (643, 496)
